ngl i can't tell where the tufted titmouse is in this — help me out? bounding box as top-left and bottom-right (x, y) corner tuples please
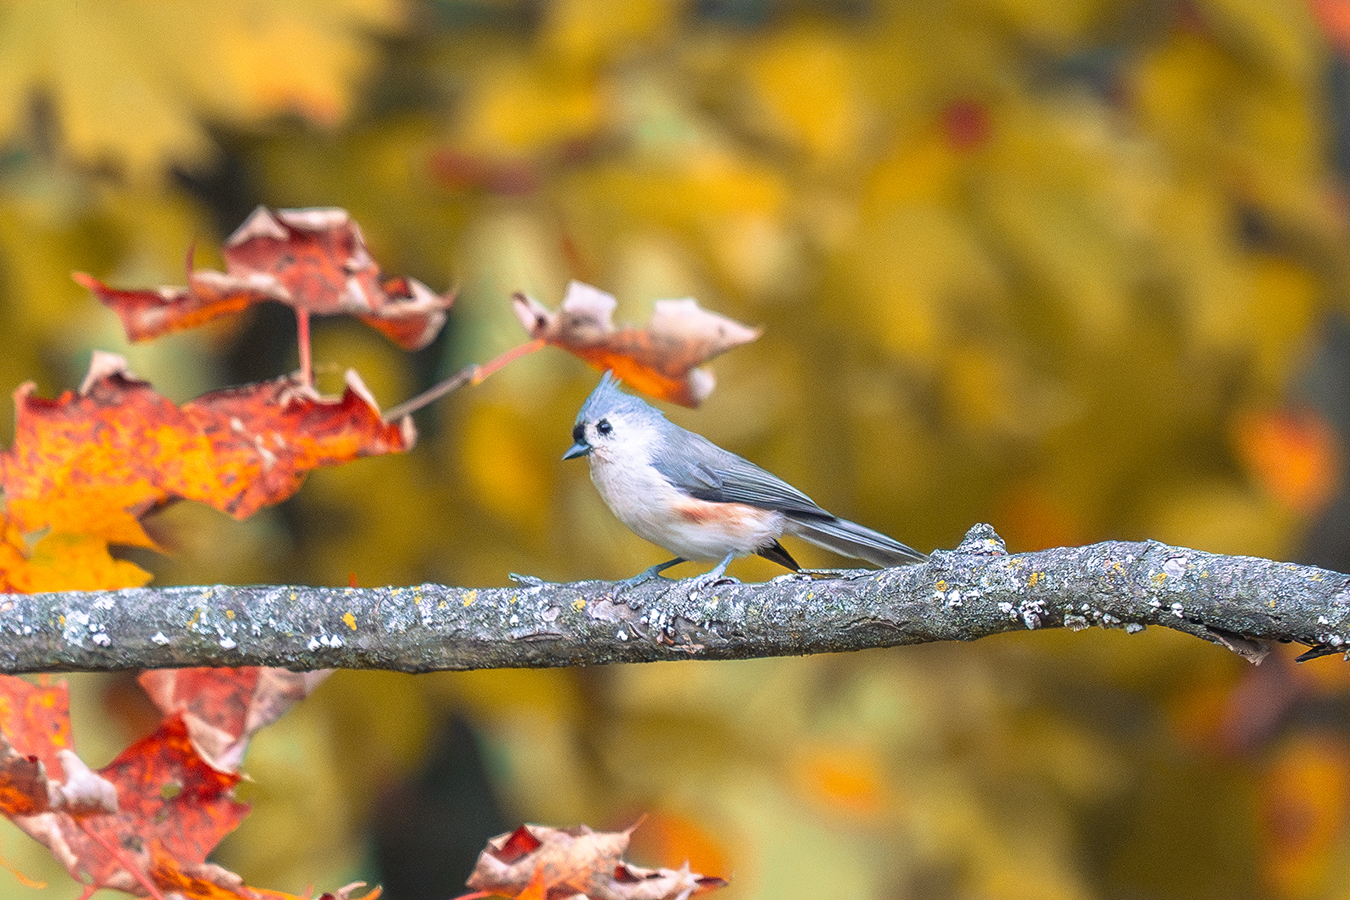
(564, 373), (927, 584)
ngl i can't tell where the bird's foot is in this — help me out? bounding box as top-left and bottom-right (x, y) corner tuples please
(685, 553), (739, 597)
(686, 572), (740, 597)
(613, 558), (687, 592)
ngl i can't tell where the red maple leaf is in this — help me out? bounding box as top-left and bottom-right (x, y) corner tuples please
(0, 675), (247, 896)
(75, 206), (454, 385)
(138, 668), (331, 772)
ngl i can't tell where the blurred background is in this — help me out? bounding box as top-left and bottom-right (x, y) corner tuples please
(3, 0), (1350, 898)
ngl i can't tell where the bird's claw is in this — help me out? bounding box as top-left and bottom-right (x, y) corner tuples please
(687, 572), (739, 597)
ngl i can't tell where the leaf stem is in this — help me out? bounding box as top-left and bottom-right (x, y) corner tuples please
(74, 819), (166, 900)
(381, 338), (546, 421)
(296, 309), (313, 389)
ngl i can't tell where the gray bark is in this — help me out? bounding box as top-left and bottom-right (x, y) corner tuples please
(1, 525), (1346, 674)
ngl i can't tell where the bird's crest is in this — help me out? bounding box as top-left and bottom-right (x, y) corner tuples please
(576, 371), (664, 423)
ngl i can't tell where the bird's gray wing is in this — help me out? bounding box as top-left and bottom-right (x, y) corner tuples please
(649, 427), (830, 518)
(651, 424), (928, 566)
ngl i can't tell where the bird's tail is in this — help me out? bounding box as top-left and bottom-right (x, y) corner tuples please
(785, 516), (927, 567)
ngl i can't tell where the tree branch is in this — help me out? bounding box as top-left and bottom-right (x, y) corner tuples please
(3, 525), (1348, 674)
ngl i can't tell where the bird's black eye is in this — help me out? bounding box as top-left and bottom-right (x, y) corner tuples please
(596, 418), (612, 436)
(572, 423), (586, 444)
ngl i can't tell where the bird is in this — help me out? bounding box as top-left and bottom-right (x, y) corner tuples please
(563, 372), (927, 586)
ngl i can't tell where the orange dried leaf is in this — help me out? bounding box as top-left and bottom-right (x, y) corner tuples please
(625, 811), (729, 884)
(0, 679), (116, 822)
(790, 744), (887, 819)
(149, 853), (253, 900)
(72, 270), (260, 342)
(515, 865), (549, 900)
(1259, 736), (1350, 897)
(0, 749), (51, 818)
(1, 353), (415, 545)
(138, 667), (331, 772)
(1233, 407), (1342, 515)
(150, 849), (362, 900)
(0, 676), (75, 776)
(179, 366), (415, 519)
(513, 281), (759, 407)
(76, 206), (454, 350)
(0, 524), (146, 595)
(464, 822), (727, 900)
(1313, 0), (1350, 55)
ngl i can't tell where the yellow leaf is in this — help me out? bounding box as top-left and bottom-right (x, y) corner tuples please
(0, 0), (401, 179)
(539, 0), (674, 70)
(978, 0), (1115, 50)
(454, 59), (604, 156)
(832, 201), (1003, 364)
(459, 401), (551, 530)
(742, 25), (869, 167)
(11, 531), (151, 592)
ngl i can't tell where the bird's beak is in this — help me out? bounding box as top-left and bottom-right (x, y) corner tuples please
(562, 440), (591, 460)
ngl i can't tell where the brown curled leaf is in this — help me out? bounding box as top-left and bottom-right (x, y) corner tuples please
(513, 281), (759, 407)
(464, 822), (727, 900)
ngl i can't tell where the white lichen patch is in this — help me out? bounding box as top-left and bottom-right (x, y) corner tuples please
(306, 633), (345, 651)
(1020, 599), (1046, 630)
(998, 599), (1046, 629)
(1163, 556), (1189, 578)
(62, 610), (91, 647)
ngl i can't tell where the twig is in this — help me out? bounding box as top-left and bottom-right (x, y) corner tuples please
(382, 339), (546, 421)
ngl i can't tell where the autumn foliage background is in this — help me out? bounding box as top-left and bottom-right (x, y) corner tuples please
(3, 1), (1350, 898)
